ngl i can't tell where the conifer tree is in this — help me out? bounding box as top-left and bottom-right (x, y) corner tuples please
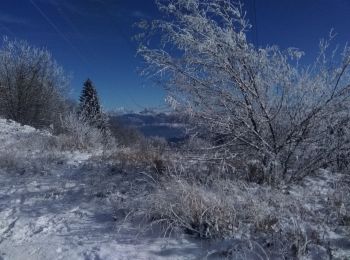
(79, 79), (105, 129)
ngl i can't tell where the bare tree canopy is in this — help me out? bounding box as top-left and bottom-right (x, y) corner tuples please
(0, 37), (68, 128)
(137, 0), (350, 183)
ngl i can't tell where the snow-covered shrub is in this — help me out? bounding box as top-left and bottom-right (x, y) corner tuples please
(105, 140), (167, 176)
(20, 131), (57, 150)
(112, 156), (350, 257)
(117, 174), (333, 257)
(326, 177), (350, 226)
(0, 137), (65, 173)
(328, 123), (350, 172)
(147, 136), (168, 151)
(119, 178), (238, 239)
(57, 112), (114, 151)
(0, 37), (68, 129)
(152, 181), (237, 238)
(0, 149), (21, 171)
(137, 0), (350, 183)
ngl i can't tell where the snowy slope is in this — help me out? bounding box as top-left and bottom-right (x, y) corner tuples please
(0, 119), (349, 260)
(0, 119), (206, 260)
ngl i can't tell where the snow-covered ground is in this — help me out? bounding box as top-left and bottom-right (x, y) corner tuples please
(0, 119), (208, 260)
(0, 118), (349, 259)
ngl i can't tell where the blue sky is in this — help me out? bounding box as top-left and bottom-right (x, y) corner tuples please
(0, 0), (349, 111)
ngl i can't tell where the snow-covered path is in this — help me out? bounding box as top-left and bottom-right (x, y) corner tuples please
(0, 159), (208, 260)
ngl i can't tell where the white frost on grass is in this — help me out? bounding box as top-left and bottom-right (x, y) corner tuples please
(0, 118), (349, 259)
(0, 119), (208, 260)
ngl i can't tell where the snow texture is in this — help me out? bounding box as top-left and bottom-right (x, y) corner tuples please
(0, 119), (205, 260)
(0, 118), (349, 259)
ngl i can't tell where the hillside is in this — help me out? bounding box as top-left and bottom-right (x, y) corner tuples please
(0, 119), (205, 260)
(0, 119), (349, 259)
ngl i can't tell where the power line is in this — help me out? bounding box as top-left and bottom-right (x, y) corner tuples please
(54, 5), (99, 61)
(29, 0), (91, 69)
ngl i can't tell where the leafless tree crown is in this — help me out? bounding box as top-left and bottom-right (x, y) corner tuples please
(137, 0), (350, 182)
(0, 37), (68, 128)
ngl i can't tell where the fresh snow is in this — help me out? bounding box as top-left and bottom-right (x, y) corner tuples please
(0, 119), (207, 260)
(0, 119), (349, 259)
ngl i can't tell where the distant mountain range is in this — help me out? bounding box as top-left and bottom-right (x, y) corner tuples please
(109, 112), (188, 142)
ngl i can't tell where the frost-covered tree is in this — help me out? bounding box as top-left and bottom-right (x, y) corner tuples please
(79, 79), (107, 131)
(0, 37), (68, 128)
(136, 0), (350, 182)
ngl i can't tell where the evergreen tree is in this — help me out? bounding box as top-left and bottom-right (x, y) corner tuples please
(79, 79), (105, 129)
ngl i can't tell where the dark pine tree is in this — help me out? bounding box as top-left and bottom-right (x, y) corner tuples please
(79, 79), (104, 129)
